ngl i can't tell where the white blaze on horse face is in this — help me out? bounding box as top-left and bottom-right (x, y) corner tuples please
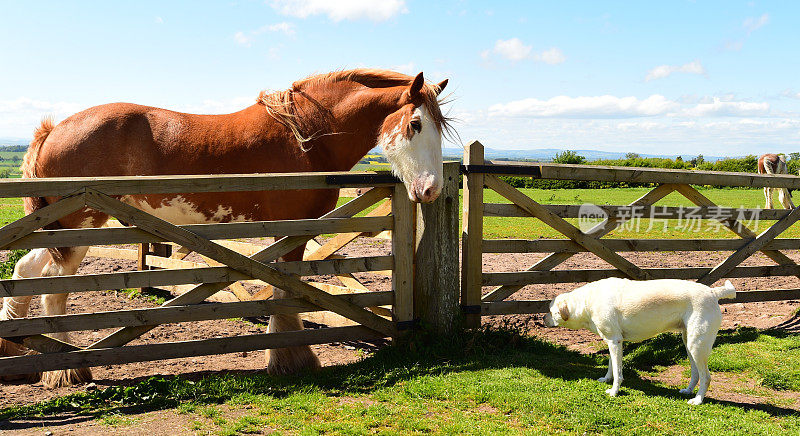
(381, 105), (443, 203)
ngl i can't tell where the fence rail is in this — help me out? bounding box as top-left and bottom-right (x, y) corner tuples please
(461, 140), (800, 319)
(0, 170), (424, 377)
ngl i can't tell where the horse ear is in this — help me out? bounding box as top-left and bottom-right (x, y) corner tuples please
(436, 79), (448, 95)
(409, 72), (425, 96)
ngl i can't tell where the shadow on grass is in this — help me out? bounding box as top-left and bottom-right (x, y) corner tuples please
(1, 326), (797, 426)
(622, 326), (763, 369)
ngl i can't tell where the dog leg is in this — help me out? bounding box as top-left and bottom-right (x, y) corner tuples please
(605, 339), (623, 396)
(686, 333), (714, 405)
(679, 330), (699, 395)
(598, 361), (613, 384)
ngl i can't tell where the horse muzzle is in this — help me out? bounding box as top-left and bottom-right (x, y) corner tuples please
(408, 174), (442, 203)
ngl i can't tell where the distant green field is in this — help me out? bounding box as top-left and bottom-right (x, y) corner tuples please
(339, 187), (800, 240)
(0, 151), (25, 178)
(1, 186), (795, 240)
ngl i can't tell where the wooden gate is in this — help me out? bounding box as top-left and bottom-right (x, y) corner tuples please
(461, 140), (800, 326)
(0, 171), (417, 376)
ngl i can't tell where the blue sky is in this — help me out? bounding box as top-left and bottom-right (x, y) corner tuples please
(2, 0), (799, 157)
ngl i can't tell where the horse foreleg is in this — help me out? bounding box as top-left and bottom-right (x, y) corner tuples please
(0, 249), (51, 382)
(764, 187), (774, 209)
(779, 188), (796, 209)
(38, 246), (93, 388)
(265, 245), (321, 375)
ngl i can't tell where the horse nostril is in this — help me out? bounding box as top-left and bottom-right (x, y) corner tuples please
(423, 187), (433, 198)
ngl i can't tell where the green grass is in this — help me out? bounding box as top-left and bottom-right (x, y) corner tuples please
(0, 250), (28, 278)
(0, 197), (23, 226)
(111, 287), (171, 306)
(2, 186), (794, 239)
(337, 186), (800, 240)
(481, 187), (800, 239)
(2, 328), (799, 434)
(624, 327), (800, 391)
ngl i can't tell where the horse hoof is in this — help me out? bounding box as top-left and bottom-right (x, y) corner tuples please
(41, 367), (93, 388)
(266, 346), (321, 375)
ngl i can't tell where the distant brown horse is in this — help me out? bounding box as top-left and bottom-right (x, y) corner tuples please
(1, 69), (451, 388)
(758, 153), (795, 209)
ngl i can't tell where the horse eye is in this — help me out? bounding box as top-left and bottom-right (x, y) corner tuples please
(410, 119), (422, 133)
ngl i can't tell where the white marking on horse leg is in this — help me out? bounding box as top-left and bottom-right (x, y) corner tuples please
(38, 246), (92, 388)
(0, 249), (51, 379)
(265, 286), (320, 375)
(779, 188), (795, 209)
(0, 249), (51, 320)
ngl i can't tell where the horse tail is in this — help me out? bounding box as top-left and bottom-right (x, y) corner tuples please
(21, 117), (54, 216)
(763, 157), (775, 174)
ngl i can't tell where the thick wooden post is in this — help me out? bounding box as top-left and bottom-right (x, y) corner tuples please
(461, 141), (484, 328)
(414, 162), (460, 334)
(392, 183), (416, 333)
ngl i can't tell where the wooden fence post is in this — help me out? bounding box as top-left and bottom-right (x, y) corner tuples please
(392, 183), (416, 334)
(461, 141), (484, 328)
(414, 161), (460, 334)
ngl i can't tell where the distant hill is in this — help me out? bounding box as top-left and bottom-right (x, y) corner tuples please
(0, 137), (29, 147)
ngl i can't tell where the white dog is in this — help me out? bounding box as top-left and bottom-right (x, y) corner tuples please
(543, 278), (736, 405)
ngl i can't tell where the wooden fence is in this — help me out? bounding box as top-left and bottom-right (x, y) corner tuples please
(0, 167), (461, 377)
(6, 140), (798, 376)
(461, 140), (800, 326)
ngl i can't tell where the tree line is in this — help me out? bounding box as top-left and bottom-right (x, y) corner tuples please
(501, 150), (800, 189)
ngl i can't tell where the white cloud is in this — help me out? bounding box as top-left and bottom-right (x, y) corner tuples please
(388, 62), (415, 75)
(681, 97), (769, 117)
(0, 97), (86, 138)
(270, 0), (408, 22)
(484, 38), (566, 64)
(645, 60), (705, 81)
(489, 95), (679, 118)
(492, 38), (532, 62)
(722, 13), (769, 51)
(154, 16), (164, 24)
(0, 96), (258, 138)
(235, 22), (295, 47)
(234, 31), (252, 47)
(535, 47), (566, 65)
(782, 90), (800, 100)
(743, 13), (769, 34)
(454, 113), (800, 157)
(264, 22), (295, 36)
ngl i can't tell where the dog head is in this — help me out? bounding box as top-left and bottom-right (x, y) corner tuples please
(543, 295), (572, 327)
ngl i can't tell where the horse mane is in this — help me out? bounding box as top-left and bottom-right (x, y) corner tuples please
(257, 69), (453, 148)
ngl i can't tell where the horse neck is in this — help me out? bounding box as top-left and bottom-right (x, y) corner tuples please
(298, 84), (404, 172)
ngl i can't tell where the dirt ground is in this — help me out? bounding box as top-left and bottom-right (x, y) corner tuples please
(1, 238), (799, 428)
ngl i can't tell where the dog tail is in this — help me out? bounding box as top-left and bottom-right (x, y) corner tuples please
(711, 280), (736, 301)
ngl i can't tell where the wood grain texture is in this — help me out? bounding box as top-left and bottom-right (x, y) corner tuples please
(461, 141), (485, 328)
(481, 184), (675, 302)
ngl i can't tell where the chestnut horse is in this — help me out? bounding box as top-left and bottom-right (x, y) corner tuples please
(1, 69), (451, 387)
(758, 153), (795, 209)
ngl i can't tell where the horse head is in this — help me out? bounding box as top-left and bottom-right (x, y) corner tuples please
(379, 72), (449, 203)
